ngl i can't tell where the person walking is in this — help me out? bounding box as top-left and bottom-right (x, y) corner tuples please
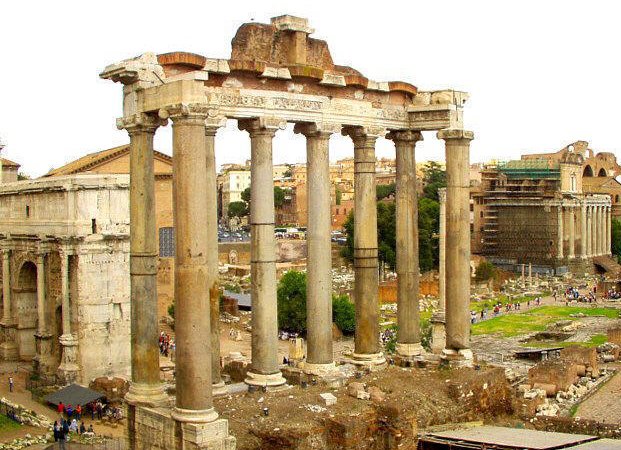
(58, 419), (69, 450)
(8, 376), (13, 393)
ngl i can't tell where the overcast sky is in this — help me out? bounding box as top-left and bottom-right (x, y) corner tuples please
(2, 0), (620, 177)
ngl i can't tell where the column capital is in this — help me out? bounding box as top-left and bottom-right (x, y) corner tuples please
(342, 125), (386, 147)
(438, 187), (447, 202)
(386, 130), (423, 144)
(161, 103), (214, 126)
(238, 116), (287, 136)
(437, 128), (474, 142)
(205, 114), (227, 136)
(293, 121), (341, 138)
(116, 113), (167, 135)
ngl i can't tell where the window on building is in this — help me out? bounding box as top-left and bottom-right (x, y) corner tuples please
(616, 195), (620, 203)
(570, 174), (577, 192)
(159, 227), (175, 257)
(25, 205), (30, 217)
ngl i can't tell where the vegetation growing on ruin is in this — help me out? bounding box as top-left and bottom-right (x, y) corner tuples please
(0, 415), (20, 433)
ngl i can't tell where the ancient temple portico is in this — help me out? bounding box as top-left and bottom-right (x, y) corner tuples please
(101, 15), (472, 449)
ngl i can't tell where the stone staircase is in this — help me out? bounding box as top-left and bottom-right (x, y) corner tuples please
(593, 255), (621, 277)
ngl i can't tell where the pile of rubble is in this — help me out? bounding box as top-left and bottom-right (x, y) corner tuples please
(0, 433), (52, 450)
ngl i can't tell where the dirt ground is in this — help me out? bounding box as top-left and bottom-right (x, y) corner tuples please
(214, 365), (511, 450)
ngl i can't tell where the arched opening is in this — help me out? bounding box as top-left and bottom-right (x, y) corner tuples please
(616, 195), (620, 204)
(598, 168), (607, 177)
(15, 261), (37, 361)
(583, 165), (594, 177)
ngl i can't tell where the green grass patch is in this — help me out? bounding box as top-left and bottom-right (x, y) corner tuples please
(0, 414), (21, 432)
(471, 306), (619, 337)
(470, 293), (550, 313)
(522, 334), (608, 349)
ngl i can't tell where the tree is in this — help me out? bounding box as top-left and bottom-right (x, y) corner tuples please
(474, 260), (496, 282)
(228, 201), (248, 218)
(418, 197), (439, 272)
(240, 185), (286, 209)
(335, 188), (342, 206)
(332, 294), (355, 335)
(17, 172), (30, 181)
(376, 183), (396, 200)
(273, 186), (286, 208)
(612, 218), (621, 261)
(277, 271), (308, 334)
(421, 161), (446, 201)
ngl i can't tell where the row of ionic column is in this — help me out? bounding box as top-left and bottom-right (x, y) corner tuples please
(557, 203), (611, 260)
(120, 111), (475, 425)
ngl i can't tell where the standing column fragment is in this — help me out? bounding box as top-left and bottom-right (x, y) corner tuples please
(0, 248), (17, 360)
(588, 206), (593, 257)
(568, 207), (575, 259)
(295, 123), (339, 375)
(239, 117), (287, 388)
(121, 113), (167, 407)
(607, 206), (612, 255)
(58, 247), (79, 384)
(580, 202), (588, 259)
(388, 130), (423, 358)
(437, 129), (474, 362)
(343, 126), (386, 367)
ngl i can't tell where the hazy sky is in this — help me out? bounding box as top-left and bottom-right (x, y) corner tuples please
(2, 0), (620, 177)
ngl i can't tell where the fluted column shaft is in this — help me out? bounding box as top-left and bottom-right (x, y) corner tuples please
(240, 118), (286, 387)
(438, 129), (474, 356)
(607, 206), (612, 254)
(389, 131), (423, 356)
(568, 207), (575, 259)
(2, 250), (11, 323)
(581, 202), (588, 259)
(36, 253), (46, 335)
(588, 206), (594, 257)
(122, 114), (167, 406)
(170, 109), (218, 421)
(296, 123), (337, 371)
(343, 126), (384, 364)
(557, 206), (564, 259)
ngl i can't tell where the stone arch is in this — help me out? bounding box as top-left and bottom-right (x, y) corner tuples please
(15, 261), (37, 360)
(598, 168), (607, 177)
(583, 165), (594, 177)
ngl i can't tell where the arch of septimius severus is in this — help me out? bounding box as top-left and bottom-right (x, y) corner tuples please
(101, 15), (473, 449)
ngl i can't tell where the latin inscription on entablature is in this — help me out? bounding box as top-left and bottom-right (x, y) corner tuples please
(207, 92), (323, 112)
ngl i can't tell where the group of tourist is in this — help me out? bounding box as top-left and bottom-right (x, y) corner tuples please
(159, 332), (175, 357)
(604, 289), (621, 299)
(52, 418), (95, 449)
(563, 285), (598, 304)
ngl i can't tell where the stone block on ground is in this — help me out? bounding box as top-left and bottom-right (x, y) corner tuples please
(319, 392), (337, 406)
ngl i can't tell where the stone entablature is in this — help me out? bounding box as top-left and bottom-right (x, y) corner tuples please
(0, 174), (131, 385)
(0, 175), (129, 238)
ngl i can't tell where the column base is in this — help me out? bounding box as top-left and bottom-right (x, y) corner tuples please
(57, 334), (80, 384)
(441, 348), (474, 368)
(244, 370), (287, 389)
(395, 342), (424, 357)
(33, 332), (56, 375)
(302, 361), (337, 377)
(349, 352), (387, 371)
(0, 340), (18, 361)
(125, 382), (169, 407)
(172, 406), (219, 423)
(212, 381), (228, 397)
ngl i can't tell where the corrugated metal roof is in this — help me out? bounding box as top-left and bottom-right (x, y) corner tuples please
(223, 290), (251, 308)
(426, 426), (596, 449)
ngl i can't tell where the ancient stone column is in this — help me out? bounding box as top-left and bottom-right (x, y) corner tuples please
(57, 247), (79, 384)
(557, 206), (564, 260)
(580, 201), (588, 259)
(0, 248), (17, 360)
(587, 205), (593, 257)
(239, 117), (287, 387)
(205, 119), (227, 397)
(437, 129), (474, 361)
(295, 122), (340, 375)
(600, 206), (606, 256)
(343, 126), (386, 367)
(568, 207), (575, 259)
(596, 206), (602, 256)
(388, 130), (423, 358)
(431, 187), (447, 354)
(119, 113), (167, 407)
(168, 105), (219, 422)
(607, 206), (612, 255)
(34, 248), (53, 374)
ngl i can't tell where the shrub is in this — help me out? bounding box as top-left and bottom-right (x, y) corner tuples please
(475, 260), (496, 282)
(277, 271), (307, 334)
(332, 294), (355, 335)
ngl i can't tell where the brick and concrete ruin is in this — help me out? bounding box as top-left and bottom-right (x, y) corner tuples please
(0, 174), (131, 384)
(471, 141), (616, 274)
(100, 15), (474, 449)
